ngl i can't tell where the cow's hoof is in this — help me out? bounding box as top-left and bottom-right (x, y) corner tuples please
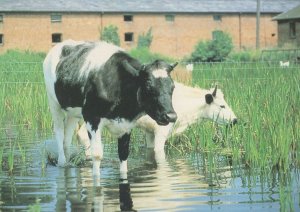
(57, 156), (67, 167)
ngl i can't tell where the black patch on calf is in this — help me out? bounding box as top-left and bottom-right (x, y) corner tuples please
(118, 133), (131, 162)
(87, 131), (92, 140)
(205, 94), (214, 104)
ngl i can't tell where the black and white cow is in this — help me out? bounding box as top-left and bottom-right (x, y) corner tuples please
(43, 40), (178, 179)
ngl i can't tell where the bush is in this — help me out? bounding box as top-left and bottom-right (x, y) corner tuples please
(137, 28), (153, 49)
(189, 31), (233, 62)
(129, 47), (174, 64)
(100, 25), (120, 46)
(229, 50), (260, 62)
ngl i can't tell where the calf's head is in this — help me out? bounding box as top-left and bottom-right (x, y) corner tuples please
(202, 86), (237, 125)
(138, 60), (178, 126)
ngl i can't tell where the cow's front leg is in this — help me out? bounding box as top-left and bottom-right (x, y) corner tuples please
(86, 119), (103, 177)
(118, 133), (131, 180)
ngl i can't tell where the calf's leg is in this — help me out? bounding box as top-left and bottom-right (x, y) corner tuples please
(118, 133), (131, 180)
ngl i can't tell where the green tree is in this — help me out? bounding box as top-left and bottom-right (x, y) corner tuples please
(137, 27), (153, 48)
(190, 31), (233, 62)
(100, 25), (120, 46)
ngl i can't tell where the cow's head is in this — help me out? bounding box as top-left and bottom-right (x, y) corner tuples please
(202, 86), (237, 125)
(137, 60), (178, 126)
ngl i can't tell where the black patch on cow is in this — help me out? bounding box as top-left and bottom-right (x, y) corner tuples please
(119, 183), (134, 211)
(205, 94), (214, 104)
(118, 133), (130, 162)
(82, 52), (145, 122)
(54, 42), (95, 109)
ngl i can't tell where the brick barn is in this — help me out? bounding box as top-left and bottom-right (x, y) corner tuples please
(0, 0), (299, 58)
(273, 4), (300, 48)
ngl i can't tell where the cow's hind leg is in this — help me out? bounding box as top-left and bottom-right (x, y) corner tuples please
(64, 116), (80, 162)
(118, 133), (131, 180)
(76, 122), (92, 160)
(48, 98), (66, 166)
(85, 120), (103, 177)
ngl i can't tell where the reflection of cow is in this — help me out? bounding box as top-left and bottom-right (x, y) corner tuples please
(43, 40), (177, 178)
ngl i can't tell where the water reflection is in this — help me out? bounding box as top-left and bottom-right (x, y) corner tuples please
(0, 136), (299, 211)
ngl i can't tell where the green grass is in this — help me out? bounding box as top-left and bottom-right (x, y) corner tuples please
(0, 50), (51, 132)
(168, 61), (300, 173)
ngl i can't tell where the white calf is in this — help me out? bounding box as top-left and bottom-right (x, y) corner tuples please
(136, 82), (237, 153)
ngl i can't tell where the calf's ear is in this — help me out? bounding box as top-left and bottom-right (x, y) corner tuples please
(205, 94), (214, 104)
(212, 85), (217, 97)
(122, 60), (139, 77)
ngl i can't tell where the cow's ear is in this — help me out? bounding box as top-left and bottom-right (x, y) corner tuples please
(122, 60), (139, 77)
(167, 62), (178, 73)
(205, 94), (214, 104)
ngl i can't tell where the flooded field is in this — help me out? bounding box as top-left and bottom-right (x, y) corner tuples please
(0, 130), (299, 212)
(1, 55), (300, 211)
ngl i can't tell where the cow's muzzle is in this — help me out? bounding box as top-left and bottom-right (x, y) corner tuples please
(156, 112), (177, 126)
(166, 112), (177, 123)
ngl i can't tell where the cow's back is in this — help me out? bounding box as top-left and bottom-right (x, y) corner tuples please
(43, 40), (123, 107)
(43, 40), (85, 102)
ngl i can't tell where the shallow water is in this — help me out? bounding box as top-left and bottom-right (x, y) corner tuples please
(0, 132), (299, 212)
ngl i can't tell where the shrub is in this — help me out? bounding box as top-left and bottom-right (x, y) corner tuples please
(229, 50), (260, 62)
(137, 28), (153, 49)
(100, 25), (120, 46)
(189, 31), (233, 62)
(129, 47), (174, 64)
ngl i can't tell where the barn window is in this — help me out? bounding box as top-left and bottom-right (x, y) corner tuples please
(165, 14), (175, 22)
(0, 15), (3, 23)
(124, 15), (133, 22)
(290, 22), (296, 38)
(124, 32), (134, 42)
(52, 33), (62, 43)
(213, 14), (222, 21)
(0, 34), (3, 45)
(51, 14), (62, 23)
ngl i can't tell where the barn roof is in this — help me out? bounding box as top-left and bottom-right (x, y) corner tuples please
(272, 4), (300, 20)
(0, 0), (299, 14)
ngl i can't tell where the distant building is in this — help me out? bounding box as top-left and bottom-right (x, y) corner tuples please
(273, 4), (300, 48)
(0, 0), (299, 58)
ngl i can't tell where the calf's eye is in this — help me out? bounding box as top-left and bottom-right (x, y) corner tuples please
(220, 105), (225, 109)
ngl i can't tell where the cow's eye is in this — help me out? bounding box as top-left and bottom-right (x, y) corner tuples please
(220, 105), (225, 109)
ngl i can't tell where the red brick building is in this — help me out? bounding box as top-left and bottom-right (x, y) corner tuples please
(0, 0), (299, 58)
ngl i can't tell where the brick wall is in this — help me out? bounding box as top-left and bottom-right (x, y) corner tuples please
(0, 12), (279, 58)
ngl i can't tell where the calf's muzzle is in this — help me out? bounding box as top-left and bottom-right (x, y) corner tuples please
(228, 118), (238, 128)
